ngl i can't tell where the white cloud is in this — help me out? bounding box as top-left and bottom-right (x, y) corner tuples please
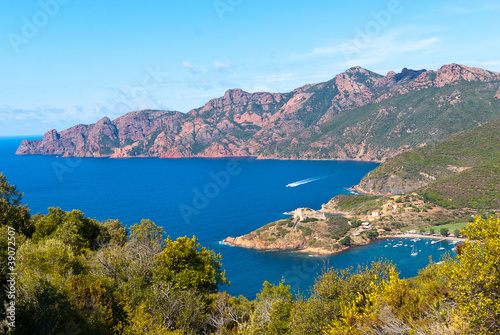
(342, 35), (440, 67)
(182, 61), (202, 74)
(256, 73), (296, 82)
(213, 58), (235, 72)
(293, 28), (440, 69)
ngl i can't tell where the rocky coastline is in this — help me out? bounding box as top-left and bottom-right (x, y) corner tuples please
(223, 231), (466, 255)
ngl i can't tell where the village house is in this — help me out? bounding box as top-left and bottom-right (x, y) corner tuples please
(382, 202), (395, 211)
(413, 200), (425, 208)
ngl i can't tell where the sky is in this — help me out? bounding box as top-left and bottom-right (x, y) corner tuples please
(1, 0), (499, 136)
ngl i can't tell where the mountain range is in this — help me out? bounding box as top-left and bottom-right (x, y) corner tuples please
(16, 64), (500, 161)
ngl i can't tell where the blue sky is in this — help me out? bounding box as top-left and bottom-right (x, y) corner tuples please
(1, 0), (499, 136)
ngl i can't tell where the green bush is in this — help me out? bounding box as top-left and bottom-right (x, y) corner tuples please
(339, 236), (351, 246)
(297, 226), (312, 237)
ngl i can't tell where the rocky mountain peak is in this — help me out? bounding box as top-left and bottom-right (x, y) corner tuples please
(345, 65), (368, 74)
(435, 63), (500, 87)
(386, 70), (397, 80)
(223, 88), (248, 103)
(43, 129), (60, 142)
(393, 68), (427, 82)
(96, 116), (112, 125)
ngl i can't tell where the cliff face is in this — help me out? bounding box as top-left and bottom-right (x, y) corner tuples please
(16, 64), (500, 161)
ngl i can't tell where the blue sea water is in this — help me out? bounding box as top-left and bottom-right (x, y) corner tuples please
(0, 137), (456, 299)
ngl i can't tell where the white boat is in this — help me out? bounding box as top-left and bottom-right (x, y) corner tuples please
(411, 245), (418, 256)
(438, 246), (445, 251)
(393, 245), (398, 248)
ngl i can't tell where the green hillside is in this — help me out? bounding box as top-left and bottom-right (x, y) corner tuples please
(357, 119), (500, 209)
(420, 162), (500, 209)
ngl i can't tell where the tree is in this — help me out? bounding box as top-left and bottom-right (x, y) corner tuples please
(303, 261), (395, 335)
(66, 274), (117, 334)
(154, 235), (229, 293)
(15, 239), (88, 334)
(208, 292), (251, 334)
(0, 173), (32, 236)
(243, 281), (293, 334)
(18, 238), (86, 283)
(440, 227), (449, 237)
(446, 216), (500, 332)
(116, 300), (183, 335)
(32, 208), (111, 252)
(453, 229), (460, 237)
(124, 219), (165, 284)
(103, 219), (127, 246)
(429, 228), (435, 235)
(91, 243), (128, 282)
(119, 282), (208, 333)
(366, 231), (379, 240)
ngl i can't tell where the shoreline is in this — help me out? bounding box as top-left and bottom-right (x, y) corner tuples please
(15, 151), (384, 163)
(381, 233), (466, 242)
(347, 185), (389, 197)
(223, 233), (466, 256)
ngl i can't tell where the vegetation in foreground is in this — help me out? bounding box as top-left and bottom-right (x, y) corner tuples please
(2, 173), (500, 334)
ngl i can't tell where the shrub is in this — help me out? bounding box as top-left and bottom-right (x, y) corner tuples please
(298, 226), (312, 237)
(339, 236), (351, 246)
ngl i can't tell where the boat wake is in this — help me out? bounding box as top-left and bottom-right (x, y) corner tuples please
(286, 174), (331, 187)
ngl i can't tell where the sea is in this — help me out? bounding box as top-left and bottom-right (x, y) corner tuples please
(0, 137), (457, 299)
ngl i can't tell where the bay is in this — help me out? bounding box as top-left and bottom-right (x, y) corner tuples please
(0, 137), (454, 299)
